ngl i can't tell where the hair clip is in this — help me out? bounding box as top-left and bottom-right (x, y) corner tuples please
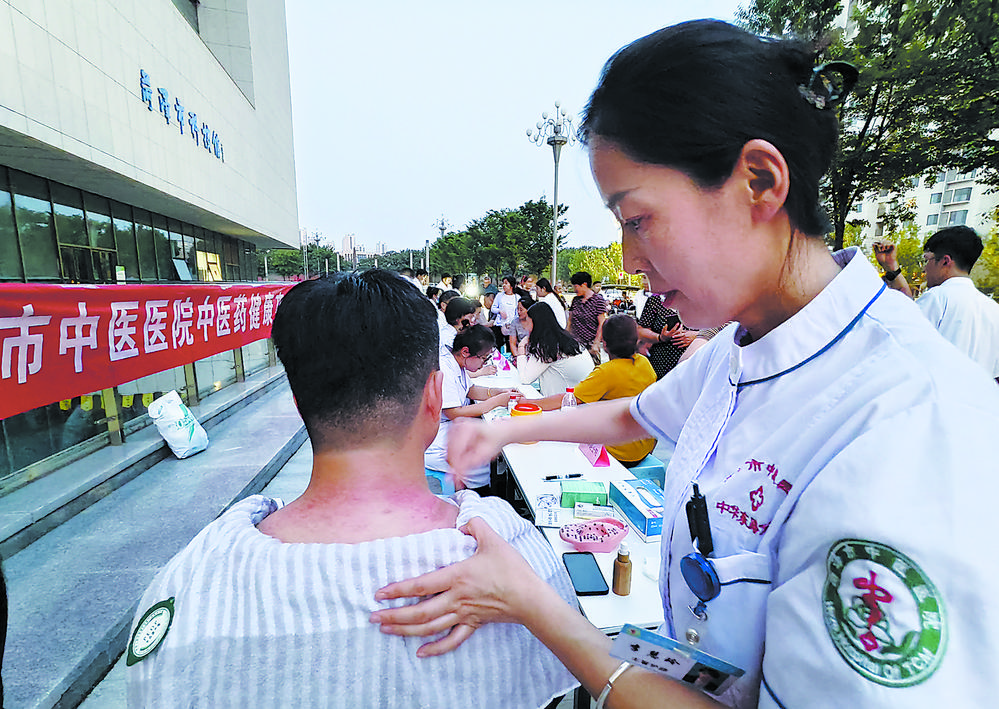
(798, 61), (859, 110)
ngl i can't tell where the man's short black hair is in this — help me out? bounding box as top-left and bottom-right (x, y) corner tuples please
(398, 267), (415, 278)
(416, 268), (428, 278)
(271, 270), (438, 451)
(924, 225), (983, 273)
(570, 271), (593, 288)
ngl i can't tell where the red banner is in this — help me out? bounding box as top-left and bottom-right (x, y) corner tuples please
(0, 282), (294, 420)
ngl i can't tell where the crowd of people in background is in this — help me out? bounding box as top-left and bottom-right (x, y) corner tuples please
(398, 266), (724, 378)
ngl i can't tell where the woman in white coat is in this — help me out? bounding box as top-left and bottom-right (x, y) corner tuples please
(372, 19), (999, 709)
(536, 277), (567, 329)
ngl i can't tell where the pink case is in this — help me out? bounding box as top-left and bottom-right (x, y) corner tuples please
(559, 517), (629, 553)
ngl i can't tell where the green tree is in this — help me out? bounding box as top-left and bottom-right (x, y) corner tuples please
(356, 249), (425, 271)
(264, 249), (305, 278)
(437, 198), (568, 279)
(886, 223), (926, 289)
(971, 227), (999, 299)
(517, 199), (569, 276)
(737, 0), (842, 38)
(558, 242), (643, 286)
(739, 0), (999, 249)
(429, 229), (471, 277)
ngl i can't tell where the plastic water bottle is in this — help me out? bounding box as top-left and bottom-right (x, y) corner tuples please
(562, 387), (576, 408)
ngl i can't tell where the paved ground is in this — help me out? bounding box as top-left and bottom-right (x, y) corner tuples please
(77, 441), (314, 709)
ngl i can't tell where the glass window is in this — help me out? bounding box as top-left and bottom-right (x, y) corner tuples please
(930, 193), (942, 204)
(152, 214), (175, 280)
(0, 398), (103, 479)
(242, 243), (254, 281)
(133, 208), (158, 280)
(60, 245), (94, 283)
(926, 214), (939, 226)
(945, 169), (958, 182)
(83, 193), (114, 250)
(948, 210), (968, 226)
(944, 190), (953, 204)
(9, 170), (59, 279)
(952, 187), (972, 202)
(875, 223), (884, 237)
(242, 340), (270, 377)
(0, 168), (24, 280)
(51, 184), (88, 247)
(223, 236), (241, 280)
(91, 249), (118, 283)
(194, 230), (222, 282)
(195, 350), (237, 398)
(183, 223), (197, 280)
(167, 219), (185, 260)
(112, 202), (138, 281)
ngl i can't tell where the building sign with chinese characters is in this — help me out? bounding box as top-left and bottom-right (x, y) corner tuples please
(0, 283), (292, 420)
(140, 69), (226, 162)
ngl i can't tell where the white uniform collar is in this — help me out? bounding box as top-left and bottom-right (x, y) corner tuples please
(729, 247), (887, 387)
(936, 275), (975, 290)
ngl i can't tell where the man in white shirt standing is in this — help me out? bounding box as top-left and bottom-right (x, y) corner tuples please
(876, 226), (999, 379)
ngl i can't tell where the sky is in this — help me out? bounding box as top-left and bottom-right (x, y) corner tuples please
(285, 1), (747, 255)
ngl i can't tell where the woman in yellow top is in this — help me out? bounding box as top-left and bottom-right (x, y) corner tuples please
(572, 314), (657, 466)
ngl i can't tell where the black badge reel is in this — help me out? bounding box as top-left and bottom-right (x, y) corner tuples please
(681, 485), (771, 621)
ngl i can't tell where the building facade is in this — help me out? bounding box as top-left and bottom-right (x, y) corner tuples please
(0, 0), (299, 489)
(852, 168), (998, 244)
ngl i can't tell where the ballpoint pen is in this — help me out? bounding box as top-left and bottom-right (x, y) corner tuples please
(544, 473), (583, 481)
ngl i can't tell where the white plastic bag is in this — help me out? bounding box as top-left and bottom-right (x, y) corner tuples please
(147, 390), (209, 459)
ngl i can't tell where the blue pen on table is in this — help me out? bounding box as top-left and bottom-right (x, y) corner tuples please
(544, 473), (583, 481)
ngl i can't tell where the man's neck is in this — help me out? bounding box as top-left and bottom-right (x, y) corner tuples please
(256, 442), (459, 544)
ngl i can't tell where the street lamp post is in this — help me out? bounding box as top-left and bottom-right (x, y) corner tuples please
(528, 100), (576, 282)
(430, 215), (450, 280)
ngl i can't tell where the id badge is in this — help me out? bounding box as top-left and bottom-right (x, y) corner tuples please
(610, 624), (745, 697)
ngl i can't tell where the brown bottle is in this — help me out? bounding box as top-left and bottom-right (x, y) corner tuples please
(612, 542), (632, 596)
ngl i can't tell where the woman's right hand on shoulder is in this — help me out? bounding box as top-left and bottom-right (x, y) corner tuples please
(448, 418), (505, 479)
(371, 516), (545, 656)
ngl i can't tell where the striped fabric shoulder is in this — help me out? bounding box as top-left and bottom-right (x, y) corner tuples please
(127, 493), (578, 708)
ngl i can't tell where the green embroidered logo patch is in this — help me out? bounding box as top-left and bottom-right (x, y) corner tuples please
(127, 598), (175, 666)
(823, 540), (945, 687)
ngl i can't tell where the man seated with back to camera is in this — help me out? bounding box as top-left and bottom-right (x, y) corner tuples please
(126, 271), (577, 709)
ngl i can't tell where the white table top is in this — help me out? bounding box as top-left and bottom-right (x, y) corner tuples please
(478, 369), (665, 633)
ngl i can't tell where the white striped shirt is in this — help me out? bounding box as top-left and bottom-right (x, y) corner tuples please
(127, 492), (578, 708)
